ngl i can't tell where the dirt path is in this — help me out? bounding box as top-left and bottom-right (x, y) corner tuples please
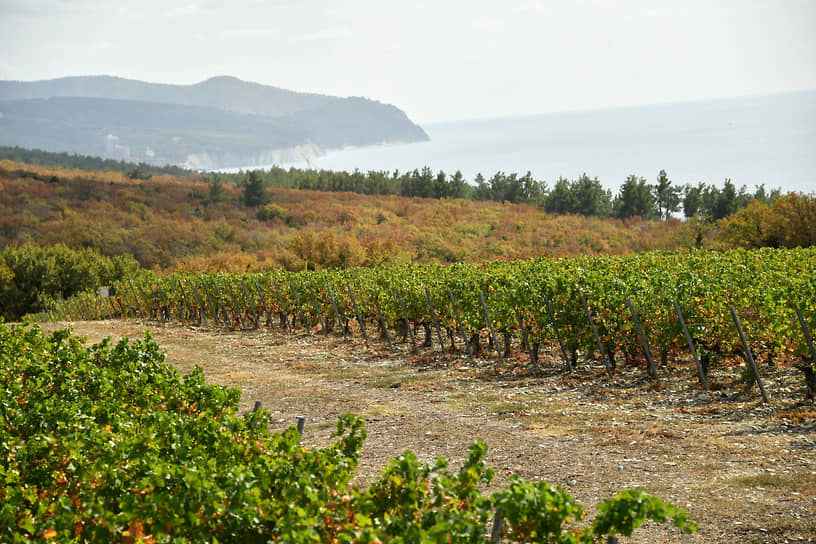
(41, 320), (815, 543)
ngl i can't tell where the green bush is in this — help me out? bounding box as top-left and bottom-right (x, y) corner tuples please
(0, 244), (145, 321)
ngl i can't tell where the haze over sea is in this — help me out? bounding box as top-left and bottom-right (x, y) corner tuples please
(275, 90), (816, 195)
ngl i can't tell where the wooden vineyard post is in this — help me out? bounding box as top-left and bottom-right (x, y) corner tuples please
(673, 301), (710, 392)
(796, 307), (816, 364)
(424, 287), (446, 354)
(171, 279), (185, 323)
(374, 295), (392, 345)
(138, 285), (155, 320)
(83, 294), (95, 320)
(156, 282), (170, 322)
(96, 294), (107, 320)
(306, 283), (327, 333)
(211, 281), (232, 326)
(73, 297), (86, 321)
(95, 292), (108, 320)
(93, 292), (105, 320)
(76, 297), (87, 320)
(490, 509), (505, 544)
(515, 307), (537, 369)
(396, 289), (417, 352)
(730, 307), (770, 404)
(129, 280), (147, 319)
(227, 281), (247, 329)
(180, 281), (193, 322)
(346, 283), (371, 342)
(581, 295), (613, 379)
(241, 279), (260, 329)
(102, 293), (114, 320)
(93, 294), (105, 320)
(200, 280), (221, 326)
(71, 296), (85, 321)
(169, 279), (186, 323)
(88, 296), (97, 320)
(95, 294), (106, 320)
(479, 290), (504, 367)
(188, 279), (209, 325)
(448, 290), (473, 360)
(78, 294), (90, 320)
(326, 284), (348, 341)
(274, 281), (291, 332)
(254, 281), (274, 328)
(626, 299), (659, 385)
(73, 298), (84, 321)
(289, 281), (308, 331)
(545, 294), (572, 372)
(115, 295), (128, 320)
(120, 286), (136, 319)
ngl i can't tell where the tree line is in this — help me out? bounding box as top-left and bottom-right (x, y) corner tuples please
(1, 144), (786, 221)
(0, 146), (190, 178)
(227, 166), (782, 221)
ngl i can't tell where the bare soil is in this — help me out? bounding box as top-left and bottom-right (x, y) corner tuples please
(41, 319), (815, 543)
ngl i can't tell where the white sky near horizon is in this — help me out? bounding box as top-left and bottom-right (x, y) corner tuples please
(1, 0), (815, 123)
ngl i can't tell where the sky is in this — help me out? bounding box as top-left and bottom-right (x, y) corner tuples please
(1, 0), (815, 123)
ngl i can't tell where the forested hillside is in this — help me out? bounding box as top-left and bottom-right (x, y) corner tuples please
(0, 76), (429, 169)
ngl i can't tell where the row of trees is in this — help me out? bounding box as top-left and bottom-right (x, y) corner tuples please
(0, 146), (189, 177)
(229, 166), (782, 221)
(1, 145), (785, 222)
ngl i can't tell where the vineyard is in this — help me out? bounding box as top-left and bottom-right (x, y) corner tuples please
(10, 247), (816, 541)
(1, 321), (699, 542)
(40, 248), (816, 402)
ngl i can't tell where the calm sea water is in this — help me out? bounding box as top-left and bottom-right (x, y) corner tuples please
(282, 91), (816, 194)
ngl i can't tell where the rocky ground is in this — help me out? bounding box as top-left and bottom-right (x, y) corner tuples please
(41, 319), (816, 543)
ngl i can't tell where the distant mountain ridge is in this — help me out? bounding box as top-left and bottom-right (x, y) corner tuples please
(0, 76), (429, 169)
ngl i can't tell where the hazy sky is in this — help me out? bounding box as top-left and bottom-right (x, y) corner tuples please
(1, 0), (815, 122)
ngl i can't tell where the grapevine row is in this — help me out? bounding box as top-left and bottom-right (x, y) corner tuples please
(39, 248), (816, 396)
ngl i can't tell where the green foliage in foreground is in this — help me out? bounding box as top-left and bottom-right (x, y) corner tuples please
(0, 324), (696, 543)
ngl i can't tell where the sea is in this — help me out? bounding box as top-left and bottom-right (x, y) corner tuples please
(259, 90), (816, 194)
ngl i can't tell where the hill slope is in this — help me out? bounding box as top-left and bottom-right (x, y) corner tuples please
(0, 160), (688, 271)
(0, 76), (429, 169)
